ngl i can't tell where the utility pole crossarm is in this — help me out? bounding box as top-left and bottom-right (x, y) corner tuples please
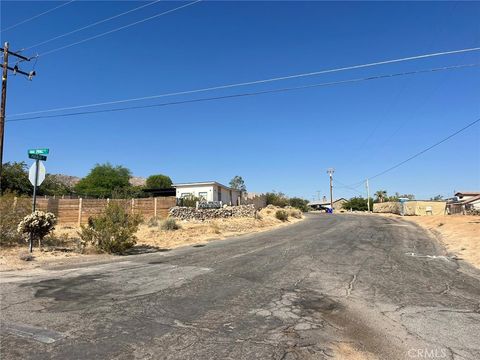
(0, 64), (33, 77)
(0, 47), (31, 61)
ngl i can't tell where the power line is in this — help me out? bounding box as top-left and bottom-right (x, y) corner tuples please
(0, 0), (76, 33)
(37, 0), (202, 57)
(366, 118), (480, 181)
(7, 63), (479, 123)
(23, 0), (164, 52)
(8, 47), (480, 118)
(333, 179), (365, 195)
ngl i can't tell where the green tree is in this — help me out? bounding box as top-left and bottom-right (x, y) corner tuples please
(343, 197), (373, 211)
(1, 162), (32, 195)
(374, 190), (387, 203)
(229, 175), (246, 192)
(288, 197), (310, 212)
(431, 195), (444, 201)
(146, 174), (173, 189)
(75, 163), (131, 198)
(266, 191), (289, 207)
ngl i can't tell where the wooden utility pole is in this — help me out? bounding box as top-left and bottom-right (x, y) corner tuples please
(366, 178), (370, 212)
(0, 42), (36, 194)
(0, 43), (9, 194)
(327, 168), (335, 211)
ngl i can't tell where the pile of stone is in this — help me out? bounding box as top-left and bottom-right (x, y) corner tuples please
(169, 204), (256, 221)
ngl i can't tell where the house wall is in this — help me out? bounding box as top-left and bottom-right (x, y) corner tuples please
(176, 185), (214, 201)
(176, 185), (242, 205)
(213, 186), (241, 205)
(373, 201), (446, 215)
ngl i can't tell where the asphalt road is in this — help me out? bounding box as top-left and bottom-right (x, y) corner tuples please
(1, 214), (480, 360)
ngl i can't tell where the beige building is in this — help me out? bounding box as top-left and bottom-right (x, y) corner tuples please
(173, 181), (242, 205)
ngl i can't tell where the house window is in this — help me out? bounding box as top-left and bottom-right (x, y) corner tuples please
(199, 192), (207, 200)
(181, 193), (191, 198)
(218, 186), (222, 201)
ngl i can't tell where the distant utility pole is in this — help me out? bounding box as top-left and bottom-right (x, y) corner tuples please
(316, 190), (321, 201)
(0, 42), (36, 194)
(366, 178), (370, 212)
(327, 168), (335, 210)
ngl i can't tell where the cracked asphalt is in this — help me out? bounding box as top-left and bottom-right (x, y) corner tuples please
(1, 214), (480, 359)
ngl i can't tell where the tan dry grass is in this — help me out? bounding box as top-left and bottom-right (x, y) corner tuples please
(0, 206), (304, 271)
(136, 205), (303, 249)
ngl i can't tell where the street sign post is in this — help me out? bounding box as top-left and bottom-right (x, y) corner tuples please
(28, 148), (49, 155)
(28, 156), (47, 252)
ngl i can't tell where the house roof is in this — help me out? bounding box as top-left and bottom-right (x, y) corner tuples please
(459, 194), (480, 204)
(455, 191), (480, 197)
(172, 181), (241, 192)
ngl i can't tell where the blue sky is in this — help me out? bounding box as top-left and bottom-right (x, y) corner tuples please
(1, 1), (479, 201)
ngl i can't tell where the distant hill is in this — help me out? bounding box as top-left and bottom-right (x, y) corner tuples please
(49, 174), (81, 187)
(129, 176), (146, 187)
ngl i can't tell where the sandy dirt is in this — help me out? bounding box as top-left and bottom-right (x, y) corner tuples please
(0, 206), (303, 271)
(333, 342), (378, 360)
(378, 214), (480, 269)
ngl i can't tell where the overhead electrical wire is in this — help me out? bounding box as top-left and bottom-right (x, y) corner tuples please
(366, 118), (480, 181)
(6, 63), (479, 122)
(8, 47), (480, 118)
(37, 0), (202, 57)
(0, 0), (76, 33)
(333, 179), (365, 196)
(23, 0), (164, 52)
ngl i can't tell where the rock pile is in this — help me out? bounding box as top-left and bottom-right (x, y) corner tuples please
(169, 204), (256, 221)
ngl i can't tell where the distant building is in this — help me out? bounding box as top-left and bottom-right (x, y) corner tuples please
(309, 198), (347, 211)
(448, 191), (480, 214)
(172, 181), (242, 205)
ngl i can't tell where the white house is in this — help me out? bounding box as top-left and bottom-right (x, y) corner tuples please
(172, 181), (242, 205)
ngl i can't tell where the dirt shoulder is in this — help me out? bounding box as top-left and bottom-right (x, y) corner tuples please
(378, 214), (480, 269)
(0, 206), (304, 272)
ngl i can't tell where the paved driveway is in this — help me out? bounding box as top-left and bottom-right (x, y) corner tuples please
(1, 214), (479, 359)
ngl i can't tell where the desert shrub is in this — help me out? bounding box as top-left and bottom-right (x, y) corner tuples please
(17, 211), (57, 248)
(79, 202), (142, 254)
(266, 192), (289, 207)
(288, 197), (309, 212)
(161, 218), (180, 231)
(210, 222), (221, 234)
(275, 209), (289, 222)
(286, 207), (302, 219)
(147, 217), (160, 227)
(179, 195), (200, 208)
(0, 193), (31, 246)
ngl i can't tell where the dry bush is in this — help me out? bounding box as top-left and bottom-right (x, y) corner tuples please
(286, 207), (302, 219)
(0, 193), (31, 246)
(161, 218), (180, 231)
(275, 210), (289, 222)
(147, 217), (160, 227)
(210, 222), (221, 234)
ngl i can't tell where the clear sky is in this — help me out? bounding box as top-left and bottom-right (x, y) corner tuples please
(1, 1), (479, 201)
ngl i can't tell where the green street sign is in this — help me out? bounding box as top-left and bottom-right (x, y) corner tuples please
(29, 154), (47, 161)
(28, 148), (49, 155)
